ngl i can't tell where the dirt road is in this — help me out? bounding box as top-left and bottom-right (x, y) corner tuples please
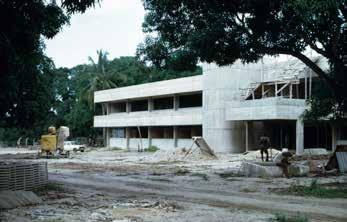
(49, 169), (347, 222)
(1, 148), (347, 222)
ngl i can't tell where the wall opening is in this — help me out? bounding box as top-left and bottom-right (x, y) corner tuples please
(129, 127), (148, 138)
(110, 102), (126, 113)
(337, 126), (347, 140)
(304, 124), (332, 150)
(131, 99), (148, 112)
(179, 92), (202, 108)
(151, 126), (173, 138)
(111, 128), (125, 138)
(177, 125), (202, 138)
(153, 97), (174, 110)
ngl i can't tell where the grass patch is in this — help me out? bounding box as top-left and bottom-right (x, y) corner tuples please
(284, 180), (347, 198)
(110, 147), (123, 151)
(191, 173), (209, 181)
(144, 146), (160, 152)
(217, 172), (238, 179)
(240, 187), (256, 193)
(174, 168), (190, 176)
(271, 212), (308, 222)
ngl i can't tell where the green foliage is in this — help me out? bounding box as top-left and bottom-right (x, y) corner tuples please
(144, 145), (160, 152)
(0, 0), (100, 141)
(285, 179), (347, 198)
(141, 0), (347, 117)
(136, 36), (199, 72)
(303, 80), (338, 120)
(271, 213), (308, 222)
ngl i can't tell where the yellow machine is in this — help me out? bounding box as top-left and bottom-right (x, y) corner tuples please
(38, 126), (70, 158)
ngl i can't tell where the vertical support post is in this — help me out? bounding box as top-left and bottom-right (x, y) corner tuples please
(245, 121), (249, 152)
(304, 73), (307, 100)
(296, 120), (304, 155)
(148, 126), (152, 147)
(106, 128), (110, 148)
(331, 125), (336, 151)
(126, 100), (131, 113)
(173, 126), (178, 148)
(261, 84), (265, 98)
(173, 95), (179, 110)
(289, 83), (293, 99)
(309, 69), (312, 99)
(148, 98), (153, 112)
(107, 103), (110, 115)
(126, 127), (130, 150)
(275, 82), (278, 97)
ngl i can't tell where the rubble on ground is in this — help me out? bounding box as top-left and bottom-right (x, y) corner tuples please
(141, 147), (217, 163)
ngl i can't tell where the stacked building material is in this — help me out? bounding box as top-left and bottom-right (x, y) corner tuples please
(0, 161), (48, 191)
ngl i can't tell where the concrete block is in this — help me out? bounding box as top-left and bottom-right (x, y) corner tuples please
(240, 161), (283, 178)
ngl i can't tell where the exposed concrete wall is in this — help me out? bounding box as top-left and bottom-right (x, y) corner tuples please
(203, 62), (263, 153)
(94, 75), (202, 103)
(110, 138), (127, 148)
(108, 138), (192, 150)
(151, 139), (175, 150)
(129, 138), (149, 151)
(225, 98), (306, 121)
(177, 139), (193, 148)
(94, 107), (202, 127)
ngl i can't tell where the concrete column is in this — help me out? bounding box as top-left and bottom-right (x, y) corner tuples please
(107, 103), (110, 115)
(126, 127), (130, 150)
(331, 125), (336, 151)
(173, 95), (179, 110)
(126, 100), (131, 113)
(245, 121), (249, 152)
(296, 120), (304, 155)
(106, 128), (110, 148)
(148, 126), (152, 147)
(173, 126), (178, 147)
(148, 98), (154, 112)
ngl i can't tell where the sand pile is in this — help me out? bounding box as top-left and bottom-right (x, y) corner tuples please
(143, 147), (217, 163)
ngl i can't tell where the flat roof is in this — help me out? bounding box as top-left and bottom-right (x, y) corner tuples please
(94, 75), (202, 103)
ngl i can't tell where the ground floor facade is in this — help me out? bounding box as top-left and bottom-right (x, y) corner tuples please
(107, 125), (202, 151)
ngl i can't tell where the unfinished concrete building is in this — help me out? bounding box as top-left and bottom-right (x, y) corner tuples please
(94, 57), (346, 154)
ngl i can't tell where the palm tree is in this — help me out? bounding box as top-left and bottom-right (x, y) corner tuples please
(81, 50), (118, 110)
(80, 50), (119, 147)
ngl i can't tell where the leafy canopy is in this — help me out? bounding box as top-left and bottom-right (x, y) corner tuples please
(141, 0), (347, 118)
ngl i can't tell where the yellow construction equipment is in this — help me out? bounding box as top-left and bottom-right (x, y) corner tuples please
(37, 126), (70, 158)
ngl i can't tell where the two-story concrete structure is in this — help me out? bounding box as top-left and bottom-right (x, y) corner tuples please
(94, 57), (346, 154)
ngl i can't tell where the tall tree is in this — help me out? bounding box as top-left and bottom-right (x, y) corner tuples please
(141, 0), (347, 118)
(0, 0), (101, 130)
(80, 50), (119, 109)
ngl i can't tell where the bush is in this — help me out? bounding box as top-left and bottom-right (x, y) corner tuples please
(144, 146), (159, 152)
(272, 213), (308, 222)
(286, 179), (347, 198)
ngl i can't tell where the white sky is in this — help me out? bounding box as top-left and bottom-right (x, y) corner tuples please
(45, 0), (146, 68)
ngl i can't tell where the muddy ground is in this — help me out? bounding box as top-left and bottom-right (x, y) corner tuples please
(0, 147), (346, 222)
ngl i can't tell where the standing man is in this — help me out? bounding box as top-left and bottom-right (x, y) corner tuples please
(259, 134), (271, 162)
